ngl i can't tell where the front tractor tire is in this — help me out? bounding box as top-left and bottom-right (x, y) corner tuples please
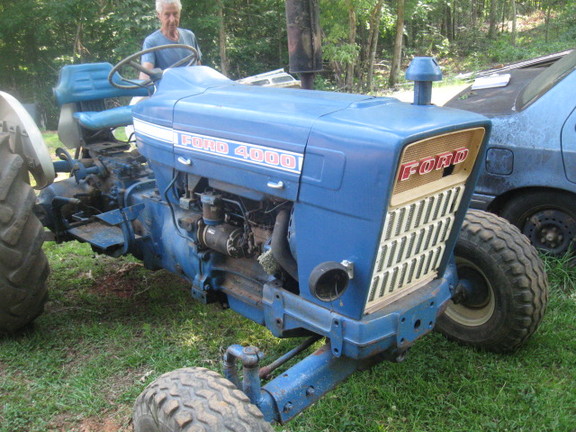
(0, 133), (49, 332)
(133, 367), (274, 432)
(436, 210), (548, 353)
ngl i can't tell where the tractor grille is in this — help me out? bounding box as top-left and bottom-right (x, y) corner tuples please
(365, 185), (463, 312)
(364, 128), (485, 314)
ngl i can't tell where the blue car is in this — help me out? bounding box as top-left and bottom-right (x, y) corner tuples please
(446, 49), (576, 255)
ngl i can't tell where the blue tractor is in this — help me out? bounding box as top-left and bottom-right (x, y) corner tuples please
(0, 2), (547, 430)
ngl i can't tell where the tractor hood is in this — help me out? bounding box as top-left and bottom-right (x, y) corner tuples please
(132, 66), (490, 213)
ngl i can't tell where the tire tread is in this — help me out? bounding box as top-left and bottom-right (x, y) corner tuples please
(438, 209), (548, 352)
(0, 133), (49, 332)
(134, 367), (273, 432)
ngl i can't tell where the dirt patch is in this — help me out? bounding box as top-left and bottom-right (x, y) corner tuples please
(90, 262), (146, 298)
(50, 411), (131, 432)
(79, 417), (127, 432)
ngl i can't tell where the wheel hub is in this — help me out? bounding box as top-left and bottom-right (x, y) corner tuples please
(456, 273), (491, 309)
(445, 258), (495, 327)
(523, 209), (576, 256)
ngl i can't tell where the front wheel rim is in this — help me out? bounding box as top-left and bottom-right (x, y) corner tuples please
(445, 257), (495, 327)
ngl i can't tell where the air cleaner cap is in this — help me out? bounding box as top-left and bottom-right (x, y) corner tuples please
(406, 57), (443, 106)
(405, 57), (442, 82)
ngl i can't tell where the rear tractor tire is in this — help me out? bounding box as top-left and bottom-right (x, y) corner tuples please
(133, 367), (274, 432)
(0, 133), (49, 333)
(436, 210), (548, 353)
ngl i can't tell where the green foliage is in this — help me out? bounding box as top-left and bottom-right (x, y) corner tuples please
(221, 0), (288, 78)
(323, 42), (360, 65)
(0, 0), (290, 129)
(0, 0), (158, 129)
(542, 253), (576, 295)
(2, 0), (576, 129)
(180, 0), (287, 78)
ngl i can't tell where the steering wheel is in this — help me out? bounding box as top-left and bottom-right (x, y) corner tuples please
(108, 44), (199, 90)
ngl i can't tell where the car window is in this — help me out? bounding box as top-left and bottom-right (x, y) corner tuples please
(251, 79), (270, 86)
(517, 50), (576, 110)
(271, 75), (295, 84)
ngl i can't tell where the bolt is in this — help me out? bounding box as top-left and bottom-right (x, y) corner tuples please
(451, 283), (466, 304)
(243, 346), (258, 356)
(306, 386), (315, 397)
(283, 402), (293, 413)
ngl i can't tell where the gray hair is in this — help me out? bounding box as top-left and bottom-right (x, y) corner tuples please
(156, 0), (182, 14)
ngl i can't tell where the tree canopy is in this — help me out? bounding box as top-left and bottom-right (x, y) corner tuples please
(1, 0), (575, 128)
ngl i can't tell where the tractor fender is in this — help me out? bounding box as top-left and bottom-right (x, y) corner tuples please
(0, 91), (54, 188)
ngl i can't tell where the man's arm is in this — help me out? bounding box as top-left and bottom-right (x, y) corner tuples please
(139, 61), (155, 80)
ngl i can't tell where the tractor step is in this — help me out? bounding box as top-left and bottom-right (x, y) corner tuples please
(68, 221), (125, 250)
(68, 204), (145, 254)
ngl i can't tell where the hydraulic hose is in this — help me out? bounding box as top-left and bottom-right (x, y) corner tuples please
(271, 209), (298, 281)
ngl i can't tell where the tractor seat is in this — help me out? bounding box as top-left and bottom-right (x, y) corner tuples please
(73, 105), (134, 130)
(53, 62), (150, 136)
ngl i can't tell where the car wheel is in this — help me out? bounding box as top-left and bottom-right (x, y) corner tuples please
(500, 190), (576, 256)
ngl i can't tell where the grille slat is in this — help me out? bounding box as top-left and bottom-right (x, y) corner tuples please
(411, 201), (423, 230)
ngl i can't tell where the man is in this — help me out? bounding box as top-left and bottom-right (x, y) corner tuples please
(141, 0), (202, 73)
(128, 0), (201, 137)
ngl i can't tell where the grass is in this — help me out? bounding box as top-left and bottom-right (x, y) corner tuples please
(0, 239), (574, 432)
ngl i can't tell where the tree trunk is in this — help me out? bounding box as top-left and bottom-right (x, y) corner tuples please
(216, 0), (229, 75)
(389, 0), (405, 87)
(444, 2), (453, 41)
(499, 0), (508, 34)
(488, 0), (498, 39)
(364, 0), (385, 91)
(451, 0), (457, 41)
(511, 0), (517, 46)
(73, 21), (83, 60)
(545, 5), (552, 43)
(345, 0), (357, 91)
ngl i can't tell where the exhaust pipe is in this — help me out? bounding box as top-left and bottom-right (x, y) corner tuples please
(285, 0), (322, 89)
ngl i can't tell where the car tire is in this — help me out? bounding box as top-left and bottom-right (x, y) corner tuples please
(436, 210), (548, 353)
(500, 190), (576, 256)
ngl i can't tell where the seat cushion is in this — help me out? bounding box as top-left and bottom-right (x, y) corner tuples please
(54, 62), (150, 106)
(74, 105), (134, 130)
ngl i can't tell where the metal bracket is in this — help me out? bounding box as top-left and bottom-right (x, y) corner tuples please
(396, 297), (437, 349)
(329, 316), (344, 357)
(340, 259), (354, 279)
(96, 203), (145, 225)
(270, 289), (286, 334)
(95, 203), (145, 255)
